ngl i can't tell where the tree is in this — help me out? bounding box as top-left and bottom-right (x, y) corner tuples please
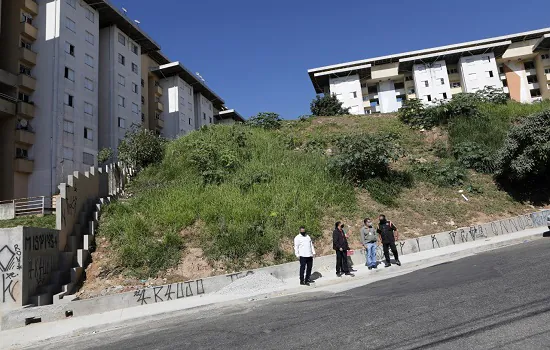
(495, 110), (550, 183)
(310, 94), (350, 116)
(118, 127), (166, 170)
(98, 148), (113, 165)
(247, 112), (282, 129)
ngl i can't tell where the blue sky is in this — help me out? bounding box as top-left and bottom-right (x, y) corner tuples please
(110, 0), (550, 119)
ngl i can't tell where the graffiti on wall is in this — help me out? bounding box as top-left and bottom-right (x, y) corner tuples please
(134, 279), (205, 305)
(0, 244), (21, 303)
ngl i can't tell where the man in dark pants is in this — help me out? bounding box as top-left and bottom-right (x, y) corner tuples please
(333, 221), (354, 277)
(377, 215), (401, 267)
(294, 226), (316, 286)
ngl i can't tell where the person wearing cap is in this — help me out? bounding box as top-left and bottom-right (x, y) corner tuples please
(361, 218), (378, 269)
(377, 214), (401, 267)
(294, 226), (316, 286)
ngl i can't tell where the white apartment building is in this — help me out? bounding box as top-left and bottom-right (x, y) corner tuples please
(152, 62), (225, 140)
(27, 0), (100, 197)
(308, 28), (550, 114)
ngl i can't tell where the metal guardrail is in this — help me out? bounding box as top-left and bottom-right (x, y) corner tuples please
(0, 92), (17, 103)
(0, 196), (57, 217)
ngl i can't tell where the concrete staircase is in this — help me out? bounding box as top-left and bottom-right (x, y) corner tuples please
(28, 197), (112, 306)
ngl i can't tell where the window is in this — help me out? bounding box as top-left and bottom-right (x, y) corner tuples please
(396, 97), (403, 103)
(423, 81), (429, 87)
(367, 86), (377, 94)
(118, 96), (125, 107)
(85, 31), (94, 45)
(447, 68), (458, 74)
(64, 93), (74, 107)
(64, 67), (75, 81)
(131, 43), (139, 55)
(498, 65), (505, 74)
(85, 54), (94, 67)
(16, 148), (29, 159)
(141, 96), (145, 104)
(85, 8), (94, 22)
(370, 99), (378, 107)
(141, 113), (145, 122)
(155, 112), (161, 119)
(18, 92), (30, 103)
(66, 0), (76, 9)
(131, 63), (138, 74)
(426, 95), (432, 102)
(141, 79), (145, 87)
(360, 83), (367, 88)
(84, 128), (93, 140)
(544, 68), (550, 74)
(118, 118), (125, 128)
(451, 82), (461, 88)
(19, 64), (32, 76)
(363, 96), (369, 101)
(118, 74), (125, 86)
(502, 79), (508, 87)
(66, 17), (76, 32)
(350, 91), (357, 98)
(84, 102), (93, 115)
(542, 54), (550, 60)
(132, 103), (139, 114)
(468, 72), (477, 80)
(394, 82), (405, 90)
(84, 78), (94, 91)
(118, 33), (126, 46)
(482, 56), (490, 63)
(118, 54), (126, 65)
(63, 147), (74, 160)
(486, 71), (494, 78)
(83, 152), (94, 166)
(530, 89), (541, 97)
(132, 83), (138, 94)
(442, 93), (448, 99)
(405, 76), (413, 81)
(209, 117), (212, 124)
(527, 75), (538, 83)
(189, 118), (192, 125)
(408, 88), (415, 94)
(417, 65), (426, 71)
(21, 12), (33, 24)
(439, 78), (445, 85)
(432, 63), (442, 71)
(65, 42), (75, 56)
(524, 61), (535, 70)
(63, 120), (74, 134)
(203, 112), (206, 120)
(21, 40), (32, 50)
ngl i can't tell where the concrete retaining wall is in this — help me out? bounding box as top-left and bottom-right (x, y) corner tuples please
(1, 209), (548, 330)
(0, 227), (59, 322)
(0, 202), (15, 220)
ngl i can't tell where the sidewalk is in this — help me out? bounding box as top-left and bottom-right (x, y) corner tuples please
(1, 226), (547, 349)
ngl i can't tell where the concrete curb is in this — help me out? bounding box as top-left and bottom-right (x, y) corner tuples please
(1, 229), (547, 349)
(1, 209), (548, 331)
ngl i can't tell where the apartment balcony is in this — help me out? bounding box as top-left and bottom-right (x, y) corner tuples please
(448, 73), (460, 81)
(528, 82), (539, 90)
(155, 85), (163, 96)
(17, 101), (35, 118)
(23, 0), (39, 16)
(20, 22), (38, 41)
(156, 118), (164, 128)
(155, 101), (164, 112)
(0, 94), (16, 117)
(18, 74), (36, 91)
(546, 73), (550, 81)
(395, 88), (406, 95)
(525, 69), (537, 77)
(19, 47), (37, 66)
(14, 158), (33, 174)
(15, 129), (35, 146)
(450, 87), (463, 95)
(0, 69), (17, 87)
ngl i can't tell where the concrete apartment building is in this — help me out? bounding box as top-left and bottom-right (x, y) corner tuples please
(0, 0), (241, 200)
(308, 28), (550, 114)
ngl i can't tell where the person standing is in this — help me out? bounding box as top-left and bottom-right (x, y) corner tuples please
(333, 221), (354, 277)
(377, 215), (401, 267)
(294, 226), (316, 286)
(361, 218), (378, 269)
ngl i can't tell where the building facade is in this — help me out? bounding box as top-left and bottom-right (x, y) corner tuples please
(308, 28), (550, 115)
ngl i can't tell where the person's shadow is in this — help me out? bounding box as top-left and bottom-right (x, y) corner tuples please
(310, 272), (323, 281)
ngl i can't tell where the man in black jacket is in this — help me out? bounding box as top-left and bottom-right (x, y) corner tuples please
(333, 221), (354, 277)
(377, 214), (401, 267)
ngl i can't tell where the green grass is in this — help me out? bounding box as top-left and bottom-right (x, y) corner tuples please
(0, 214), (56, 229)
(99, 126), (355, 277)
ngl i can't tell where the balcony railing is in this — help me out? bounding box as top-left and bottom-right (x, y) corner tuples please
(155, 85), (163, 96)
(23, 0), (39, 16)
(15, 128), (35, 145)
(18, 73), (36, 91)
(156, 101), (164, 112)
(0, 93), (17, 116)
(17, 100), (35, 118)
(20, 21), (38, 41)
(19, 46), (37, 66)
(14, 157), (34, 173)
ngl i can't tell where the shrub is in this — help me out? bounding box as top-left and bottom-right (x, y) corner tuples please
(436, 93), (481, 121)
(475, 86), (508, 104)
(98, 147), (113, 164)
(329, 134), (402, 182)
(452, 142), (495, 173)
(495, 110), (550, 183)
(310, 94), (350, 116)
(118, 127), (166, 170)
(363, 171), (414, 207)
(398, 98), (436, 129)
(411, 159), (467, 187)
(247, 112), (282, 129)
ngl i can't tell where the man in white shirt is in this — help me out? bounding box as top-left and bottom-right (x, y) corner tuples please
(294, 226), (316, 286)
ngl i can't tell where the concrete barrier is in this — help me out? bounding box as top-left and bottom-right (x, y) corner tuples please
(0, 202), (15, 220)
(1, 209), (548, 330)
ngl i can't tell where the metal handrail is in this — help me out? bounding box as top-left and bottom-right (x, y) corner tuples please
(0, 92), (17, 103)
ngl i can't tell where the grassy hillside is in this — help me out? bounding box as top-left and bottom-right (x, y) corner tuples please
(92, 101), (550, 285)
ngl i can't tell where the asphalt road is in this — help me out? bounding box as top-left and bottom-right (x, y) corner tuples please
(34, 238), (550, 350)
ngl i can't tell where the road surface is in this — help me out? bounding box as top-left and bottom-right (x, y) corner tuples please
(32, 238), (550, 350)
